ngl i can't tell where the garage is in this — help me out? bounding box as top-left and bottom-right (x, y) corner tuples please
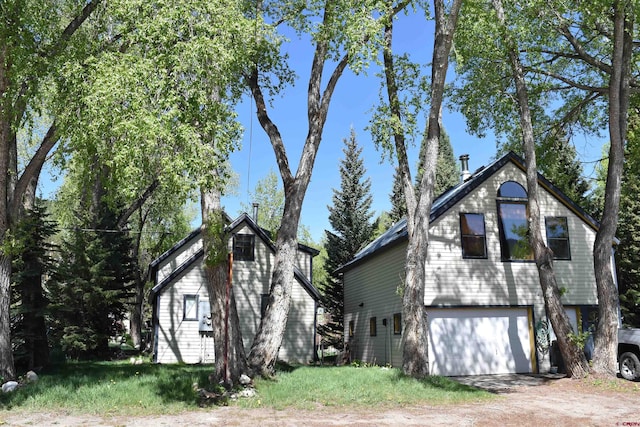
(427, 307), (534, 376)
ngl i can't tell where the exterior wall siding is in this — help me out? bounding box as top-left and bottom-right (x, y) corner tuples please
(343, 160), (600, 373)
(155, 223), (317, 364)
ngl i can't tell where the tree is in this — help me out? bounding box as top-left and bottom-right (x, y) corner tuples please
(319, 128), (375, 350)
(245, 1), (406, 376)
(498, 124), (590, 208)
(389, 167), (408, 223)
(491, 0), (589, 378)
(48, 200), (135, 359)
(617, 101), (640, 327)
(453, 0), (638, 376)
(0, 0), (102, 381)
(11, 202), (57, 371)
(240, 170), (313, 243)
(372, 0), (463, 377)
(416, 127), (459, 196)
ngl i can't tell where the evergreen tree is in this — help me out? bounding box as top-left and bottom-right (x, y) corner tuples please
(416, 127), (459, 196)
(11, 202), (58, 370)
(48, 202), (136, 359)
(499, 124), (590, 207)
(319, 129), (375, 350)
(617, 102), (640, 327)
(389, 166), (407, 223)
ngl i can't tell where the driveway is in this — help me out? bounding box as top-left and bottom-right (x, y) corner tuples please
(451, 372), (567, 393)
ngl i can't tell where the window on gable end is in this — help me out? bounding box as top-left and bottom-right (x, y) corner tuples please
(497, 181), (533, 261)
(545, 216), (571, 260)
(460, 213), (487, 258)
(233, 234), (255, 261)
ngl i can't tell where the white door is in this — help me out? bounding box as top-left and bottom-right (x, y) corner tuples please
(427, 307), (533, 376)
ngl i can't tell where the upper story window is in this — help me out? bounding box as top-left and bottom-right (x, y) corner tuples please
(545, 217), (571, 260)
(497, 181), (533, 261)
(233, 234), (255, 261)
(460, 213), (487, 258)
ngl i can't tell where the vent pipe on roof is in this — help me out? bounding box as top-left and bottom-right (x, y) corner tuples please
(459, 154), (471, 183)
(252, 202), (259, 225)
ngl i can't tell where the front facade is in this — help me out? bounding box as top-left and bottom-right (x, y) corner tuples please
(342, 152), (609, 376)
(149, 213), (320, 365)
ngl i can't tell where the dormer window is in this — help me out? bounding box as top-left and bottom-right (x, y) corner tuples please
(497, 181), (533, 261)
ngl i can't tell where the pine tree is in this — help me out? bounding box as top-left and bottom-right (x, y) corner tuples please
(389, 166), (407, 223)
(11, 202), (58, 370)
(319, 129), (375, 350)
(416, 127), (459, 196)
(49, 202), (136, 359)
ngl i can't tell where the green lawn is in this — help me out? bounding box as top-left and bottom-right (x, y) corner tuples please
(0, 361), (492, 415)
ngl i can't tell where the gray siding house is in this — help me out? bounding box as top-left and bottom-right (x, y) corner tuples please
(149, 213), (320, 364)
(341, 152), (612, 376)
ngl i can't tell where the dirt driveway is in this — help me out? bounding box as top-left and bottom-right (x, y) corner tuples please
(2, 374), (639, 426)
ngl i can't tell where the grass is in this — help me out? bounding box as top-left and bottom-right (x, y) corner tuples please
(0, 361), (492, 415)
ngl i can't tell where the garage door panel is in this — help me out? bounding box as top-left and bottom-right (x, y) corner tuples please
(428, 308), (532, 376)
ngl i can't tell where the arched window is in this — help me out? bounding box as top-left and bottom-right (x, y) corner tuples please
(497, 181), (533, 261)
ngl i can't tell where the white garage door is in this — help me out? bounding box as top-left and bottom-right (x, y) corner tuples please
(428, 307), (533, 376)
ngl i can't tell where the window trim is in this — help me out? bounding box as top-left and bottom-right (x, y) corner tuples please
(459, 212), (488, 259)
(183, 294), (199, 321)
(233, 233), (255, 261)
(348, 320), (354, 337)
(497, 181), (533, 262)
(393, 313), (402, 335)
(545, 216), (571, 260)
(369, 317), (377, 337)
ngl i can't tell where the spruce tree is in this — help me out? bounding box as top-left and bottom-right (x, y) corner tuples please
(49, 202), (136, 359)
(11, 202), (58, 370)
(416, 127), (459, 196)
(389, 166), (407, 223)
(319, 129), (375, 350)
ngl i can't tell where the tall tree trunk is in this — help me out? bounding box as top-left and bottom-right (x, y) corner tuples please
(492, 0), (589, 378)
(201, 186), (247, 386)
(0, 42), (16, 380)
(381, 0), (462, 378)
(591, 0), (632, 376)
(248, 185), (305, 376)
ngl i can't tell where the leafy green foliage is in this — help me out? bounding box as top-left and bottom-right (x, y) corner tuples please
(319, 130), (375, 349)
(617, 101), (640, 327)
(239, 170), (312, 243)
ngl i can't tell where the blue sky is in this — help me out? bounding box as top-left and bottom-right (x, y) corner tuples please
(220, 10), (605, 243)
(222, 12), (497, 242)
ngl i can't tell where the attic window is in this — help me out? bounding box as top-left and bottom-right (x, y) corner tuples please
(497, 181), (533, 261)
(233, 234), (255, 261)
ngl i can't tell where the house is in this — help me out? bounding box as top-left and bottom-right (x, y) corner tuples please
(341, 152), (612, 376)
(148, 212), (321, 364)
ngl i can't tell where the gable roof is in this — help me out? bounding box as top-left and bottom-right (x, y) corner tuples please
(148, 212), (321, 302)
(339, 151), (601, 273)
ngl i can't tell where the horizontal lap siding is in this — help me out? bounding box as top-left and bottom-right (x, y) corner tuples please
(344, 243), (406, 367)
(425, 163), (597, 307)
(157, 237), (203, 284)
(156, 264), (209, 364)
